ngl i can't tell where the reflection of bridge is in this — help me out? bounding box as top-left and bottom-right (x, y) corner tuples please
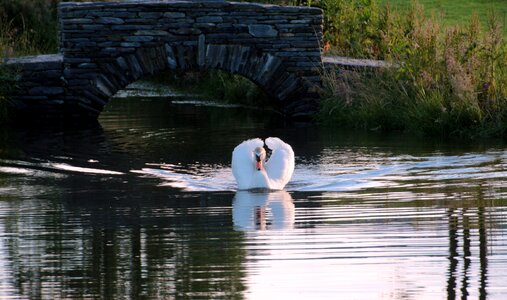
(446, 207), (489, 299)
(5, 0), (325, 119)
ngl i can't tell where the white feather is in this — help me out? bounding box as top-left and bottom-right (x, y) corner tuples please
(265, 137), (295, 189)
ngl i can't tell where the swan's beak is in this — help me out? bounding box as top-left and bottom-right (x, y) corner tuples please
(255, 155), (262, 171)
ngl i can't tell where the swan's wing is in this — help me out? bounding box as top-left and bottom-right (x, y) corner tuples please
(231, 138), (264, 189)
(264, 137), (295, 188)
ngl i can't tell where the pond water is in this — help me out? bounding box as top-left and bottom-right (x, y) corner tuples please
(1, 95), (507, 299)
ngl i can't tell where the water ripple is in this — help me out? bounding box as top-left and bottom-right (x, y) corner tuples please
(128, 151), (507, 194)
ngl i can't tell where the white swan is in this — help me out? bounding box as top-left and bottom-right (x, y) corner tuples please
(231, 137), (294, 190)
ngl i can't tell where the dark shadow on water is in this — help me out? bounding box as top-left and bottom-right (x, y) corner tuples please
(1, 187), (247, 299)
(0, 120), (106, 161)
(478, 205), (488, 300)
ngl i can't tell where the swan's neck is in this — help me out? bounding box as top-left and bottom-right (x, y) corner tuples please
(251, 169), (270, 189)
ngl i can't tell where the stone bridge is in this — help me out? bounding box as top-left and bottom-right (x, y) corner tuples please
(4, 0), (324, 120)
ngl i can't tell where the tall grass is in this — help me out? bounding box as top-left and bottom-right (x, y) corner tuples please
(379, 0), (507, 32)
(0, 0), (59, 56)
(320, 2), (507, 138)
(0, 0), (59, 122)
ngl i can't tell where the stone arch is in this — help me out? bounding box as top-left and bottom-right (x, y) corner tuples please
(58, 0), (324, 119)
(83, 43), (303, 116)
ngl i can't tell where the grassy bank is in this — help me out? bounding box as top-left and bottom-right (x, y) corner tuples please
(0, 0), (59, 123)
(319, 0), (507, 139)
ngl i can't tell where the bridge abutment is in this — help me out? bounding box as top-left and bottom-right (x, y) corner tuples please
(4, 55), (66, 118)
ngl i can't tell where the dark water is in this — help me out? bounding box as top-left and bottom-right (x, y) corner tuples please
(1, 97), (507, 299)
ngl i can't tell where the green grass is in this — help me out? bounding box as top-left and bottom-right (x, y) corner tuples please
(381, 0), (507, 31)
(0, 0), (59, 56)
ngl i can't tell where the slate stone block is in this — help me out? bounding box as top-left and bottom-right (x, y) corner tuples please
(248, 25), (278, 38)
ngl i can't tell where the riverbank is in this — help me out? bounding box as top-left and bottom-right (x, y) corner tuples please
(319, 1), (507, 139)
(1, 0), (507, 139)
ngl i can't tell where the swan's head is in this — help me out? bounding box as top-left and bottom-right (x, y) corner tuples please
(254, 147), (266, 171)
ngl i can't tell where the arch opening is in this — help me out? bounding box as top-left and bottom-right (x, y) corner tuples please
(78, 44), (304, 117)
(152, 69), (274, 108)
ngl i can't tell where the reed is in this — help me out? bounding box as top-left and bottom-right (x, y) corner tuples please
(320, 2), (507, 138)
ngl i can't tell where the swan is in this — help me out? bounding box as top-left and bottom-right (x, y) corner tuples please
(231, 137), (294, 190)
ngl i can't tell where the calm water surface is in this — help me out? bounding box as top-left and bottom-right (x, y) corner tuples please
(1, 97), (507, 299)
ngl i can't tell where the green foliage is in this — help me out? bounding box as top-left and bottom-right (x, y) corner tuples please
(0, 0), (59, 56)
(236, 0), (314, 5)
(155, 70), (272, 108)
(194, 70), (271, 106)
(0, 0), (60, 123)
(320, 5), (507, 138)
(379, 0), (507, 32)
(321, 0), (384, 58)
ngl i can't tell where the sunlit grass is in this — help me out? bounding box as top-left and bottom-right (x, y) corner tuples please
(320, 2), (507, 138)
(380, 0), (507, 33)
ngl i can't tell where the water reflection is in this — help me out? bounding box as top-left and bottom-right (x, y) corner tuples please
(0, 191), (246, 299)
(447, 206), (490, 300)
(232, 191), (294, 231)
(1, 98), (507, 299)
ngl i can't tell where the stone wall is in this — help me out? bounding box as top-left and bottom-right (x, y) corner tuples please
(4, 55), (65, 118)
(59, 0), (323, 118)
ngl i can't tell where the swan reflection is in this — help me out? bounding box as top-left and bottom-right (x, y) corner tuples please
(232, 190), (295, 231)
